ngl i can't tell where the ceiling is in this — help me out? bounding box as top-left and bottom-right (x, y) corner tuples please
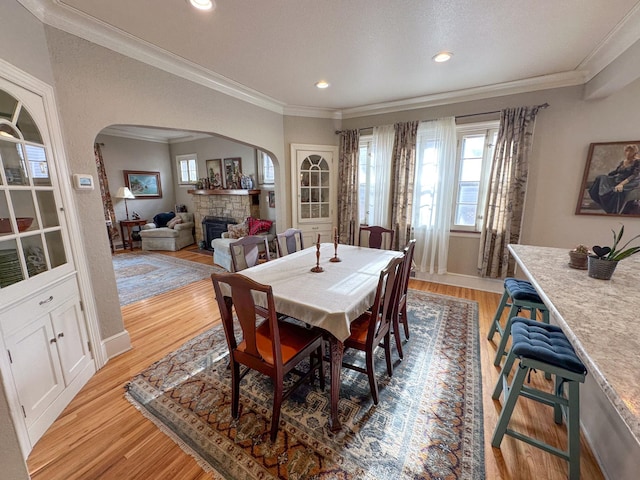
(19, 0), (640, 117)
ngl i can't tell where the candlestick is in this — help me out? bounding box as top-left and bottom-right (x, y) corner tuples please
(311, 238), (324, 272)
(330, 228), (341, 262)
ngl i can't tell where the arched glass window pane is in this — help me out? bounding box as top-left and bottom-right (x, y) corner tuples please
(0, 90), (17, 122)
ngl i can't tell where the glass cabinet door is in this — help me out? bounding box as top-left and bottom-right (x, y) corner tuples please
(298, 154), (331, 222)
(0, 88), (67, 289)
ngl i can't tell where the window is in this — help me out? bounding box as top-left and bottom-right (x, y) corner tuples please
(357, 126), (393, 226)
(257, 151), (275, 185)
(176, 154), (198, 185)
(452, 122), (498, 232)
(358, 135), (373, 224)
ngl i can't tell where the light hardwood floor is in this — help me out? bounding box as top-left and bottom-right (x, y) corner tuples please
(26, 248), (605, 479)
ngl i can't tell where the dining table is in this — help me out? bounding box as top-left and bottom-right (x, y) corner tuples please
(235, 242), (403, 430)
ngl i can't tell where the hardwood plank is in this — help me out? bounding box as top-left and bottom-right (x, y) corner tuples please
(26, 249), (604, 479)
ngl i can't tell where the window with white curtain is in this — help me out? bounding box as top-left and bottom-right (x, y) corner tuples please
(452, 122), (498, 232)
(176, 153), (198, 185)
(357, 125), (394, 227)
(358, 135), (374, 224)
(356, 120), (497, 245)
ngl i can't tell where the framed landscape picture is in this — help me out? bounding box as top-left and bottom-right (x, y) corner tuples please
(124, 170), (162, 198)
(575, 141), (640, 217)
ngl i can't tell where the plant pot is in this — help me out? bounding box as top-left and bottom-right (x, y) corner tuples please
(568, 251), (588, 269)
(587, 256), (618, 280)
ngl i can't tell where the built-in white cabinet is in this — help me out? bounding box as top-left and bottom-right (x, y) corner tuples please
(2, 275), (91, 445)
(290, 144), (338, 246)
(0, 72), (95, 457)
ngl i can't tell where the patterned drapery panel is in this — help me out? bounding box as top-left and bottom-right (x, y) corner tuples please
(94, 143), (119, 240)
(478, 106), (543, 278)
(337, 130), (360, 245)
(390, 121), (419, 250)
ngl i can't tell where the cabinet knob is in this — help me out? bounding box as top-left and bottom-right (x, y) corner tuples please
(50, 338), (57, 344)
(39, 296), (54, 305)
(57, 332), (64, 339)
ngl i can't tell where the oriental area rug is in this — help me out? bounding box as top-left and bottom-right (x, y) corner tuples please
(113, 251), (224, 306)
(125, 291), (485, 479)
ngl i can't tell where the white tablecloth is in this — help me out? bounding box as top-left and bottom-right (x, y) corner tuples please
(236, 243), (402, 341)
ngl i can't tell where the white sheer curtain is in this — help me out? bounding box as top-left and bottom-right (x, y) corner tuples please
(412, 117), (457, 274)
(370, 125), (394, 227)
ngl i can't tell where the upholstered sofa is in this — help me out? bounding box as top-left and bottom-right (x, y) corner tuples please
(139, 212), (195, 251)
(212, 218), (276, 271)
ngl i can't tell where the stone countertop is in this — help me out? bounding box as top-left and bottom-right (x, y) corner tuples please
(508, 244), (640, 444)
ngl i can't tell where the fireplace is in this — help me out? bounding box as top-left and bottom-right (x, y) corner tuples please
(202, 216), (235, 251)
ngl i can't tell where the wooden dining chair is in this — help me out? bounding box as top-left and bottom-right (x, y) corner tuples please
(211, 272), (325, 441)
(276, 228), (304, 257)
(342, 256), (403, 405)
(229, 235), (270, 272)
(358, 225), (395, 250)
(391, 239), (416, 360)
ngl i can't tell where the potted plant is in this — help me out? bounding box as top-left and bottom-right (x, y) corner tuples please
(588, 224), (640, 279)
(568, 244), (590, 269)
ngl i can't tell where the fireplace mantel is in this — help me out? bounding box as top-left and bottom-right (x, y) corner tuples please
(187, 189), (261, 196)
(189, 189), (261, 247)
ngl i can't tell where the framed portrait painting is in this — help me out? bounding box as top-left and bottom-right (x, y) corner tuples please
(124, 170), (162, 198)
(575, 141), (640, 217)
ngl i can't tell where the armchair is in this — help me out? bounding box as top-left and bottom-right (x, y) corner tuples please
(139, 212), (195, 251)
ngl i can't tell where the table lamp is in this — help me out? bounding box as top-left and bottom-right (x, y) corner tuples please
(115, 186), (135, 220)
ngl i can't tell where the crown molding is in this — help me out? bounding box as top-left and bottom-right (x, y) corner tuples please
(99, 126), (211, 143)
(283, 105), (343, 119)
(18, 0), (640, 120)
(340, 71), (587, 119)
(19, 0), (286, 114)
(578, 2), (640, 81)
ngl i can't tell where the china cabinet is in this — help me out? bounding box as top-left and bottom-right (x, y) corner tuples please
(0, 76), (95, 456)
(290, 144), (338, 246)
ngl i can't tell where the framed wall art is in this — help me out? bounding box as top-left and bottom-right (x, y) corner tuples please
(124, 170), (162, 198)
(575, 141), (640, 217)
(206, 159), (223, 188)
(223, 157), (242, 189)
(268, 190), (275, 208)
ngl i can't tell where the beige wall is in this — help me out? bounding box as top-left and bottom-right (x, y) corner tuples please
(96, 134), (175, 231)
(282, 116), (339, 228)
(44, 26), (285, 340)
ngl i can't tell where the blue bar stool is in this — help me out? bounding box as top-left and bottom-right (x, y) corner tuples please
(487, 277), (550, 367)
(491, 317), (587, 480)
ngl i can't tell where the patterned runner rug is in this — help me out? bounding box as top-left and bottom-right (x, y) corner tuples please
(125, 290), (485, 479)
(113, 251), (224, 306)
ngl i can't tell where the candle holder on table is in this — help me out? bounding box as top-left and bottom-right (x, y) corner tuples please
(329, 231), (341, 262)
(310, 234), (324, 273)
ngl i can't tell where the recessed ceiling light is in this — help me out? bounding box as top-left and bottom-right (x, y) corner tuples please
(432, 52), (453, 63)
(190, 0), (215, 11)
(315, 81), (330, 89)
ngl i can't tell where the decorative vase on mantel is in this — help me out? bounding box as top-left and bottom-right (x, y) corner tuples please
(587, 256), (618, 280)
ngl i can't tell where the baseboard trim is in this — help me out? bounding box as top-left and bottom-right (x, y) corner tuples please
(413, 271), (504, 294)
(102, 329), (132, 359)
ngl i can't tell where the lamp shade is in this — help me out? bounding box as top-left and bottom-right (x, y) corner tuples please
(115, 187), (135, 199)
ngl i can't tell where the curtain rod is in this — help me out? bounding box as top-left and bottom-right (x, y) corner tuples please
(335, 102), (550, 134)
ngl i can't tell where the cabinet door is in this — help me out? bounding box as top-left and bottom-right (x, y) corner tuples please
(51, 297), (89, 385)
(6, 316), (65, 428)
(290, 144), (338, 246)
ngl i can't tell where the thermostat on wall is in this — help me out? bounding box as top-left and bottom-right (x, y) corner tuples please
(73, 173), (94, 190)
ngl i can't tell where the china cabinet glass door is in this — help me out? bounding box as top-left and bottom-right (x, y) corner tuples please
(0, 88), (67, 289)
